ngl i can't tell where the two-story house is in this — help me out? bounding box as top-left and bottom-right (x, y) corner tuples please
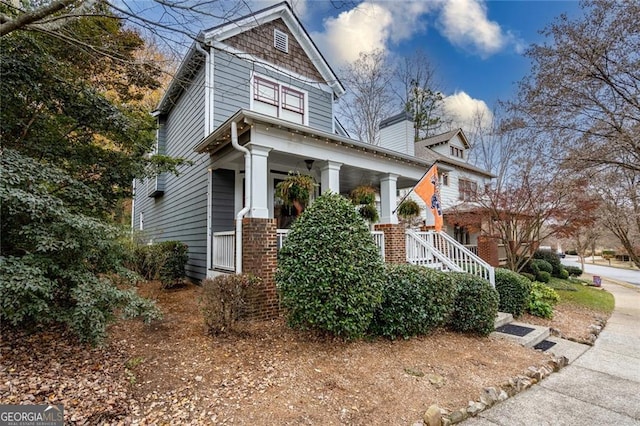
(133, 2), (494, 316)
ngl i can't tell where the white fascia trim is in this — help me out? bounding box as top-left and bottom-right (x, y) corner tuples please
(212, 42), (333, 95)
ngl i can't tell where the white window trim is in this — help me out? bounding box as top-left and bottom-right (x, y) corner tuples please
(249, 72), (309, 126)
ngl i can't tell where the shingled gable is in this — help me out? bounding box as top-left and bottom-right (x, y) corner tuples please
(202, 1), (344, 96)
(155, 2), (344, 115)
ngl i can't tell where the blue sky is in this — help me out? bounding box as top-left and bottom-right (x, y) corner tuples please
(278, 0), (583, 127)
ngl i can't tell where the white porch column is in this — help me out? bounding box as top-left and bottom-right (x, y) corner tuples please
(320, 160), (342, 194)
(249, 144), (271, 218)
(380, 173), (399, 224)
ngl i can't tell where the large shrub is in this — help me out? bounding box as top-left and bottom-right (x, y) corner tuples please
(448, 273), (499, 336)
(276, 193), (385, 339)
(0, 150), (160, 344)
(130, 241), (189, 288)
(527, 282), (560, 319)
(533, 250), (565, 277)
(200, 274), (260, 334)
(370, 264), (457, 339)
(495, 268), (532, 317)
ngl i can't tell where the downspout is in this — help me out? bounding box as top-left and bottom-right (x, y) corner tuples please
(231, 121), (251, 274)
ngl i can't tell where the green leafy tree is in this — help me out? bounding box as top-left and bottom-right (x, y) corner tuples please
(0, 8), (183, 343)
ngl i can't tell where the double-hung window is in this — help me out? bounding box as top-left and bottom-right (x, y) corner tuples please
(458, 178), (478, 201)
(252, 74), (306, 125)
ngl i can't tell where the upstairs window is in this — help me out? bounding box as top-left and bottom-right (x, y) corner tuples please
(459, 178), (477, 201)
(441, 172), (449, 186)
(450, 146), (464, 159)
(252, 74), (307, 125)
(274, 29), (289, 53)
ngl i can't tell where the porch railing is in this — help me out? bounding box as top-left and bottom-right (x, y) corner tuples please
(276, 228), (385, 259)
(370, 230), (385, 260)
(408, 230), (495, 287)
(212, 231), (235, 271)
(276, 229), (289, 250)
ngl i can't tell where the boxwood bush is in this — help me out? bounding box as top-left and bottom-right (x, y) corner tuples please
(565, 266), (583, 277)
(533, 250), (565, 277)
(276, 193), (385, 340)
(530, 259), (553, 275)
(369, 264), (457, 339)
(495, 268), (532, 317)
(537, 271), (552, 283)
(448, 273), (499, 336)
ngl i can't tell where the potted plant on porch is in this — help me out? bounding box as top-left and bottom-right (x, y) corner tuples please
(275, 172), (316, 216)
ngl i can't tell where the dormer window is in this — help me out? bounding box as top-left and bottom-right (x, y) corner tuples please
(274, 29), (289, 53)
(450, 146), (464, 159)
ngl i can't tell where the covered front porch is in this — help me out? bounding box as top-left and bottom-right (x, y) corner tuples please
(194, 110), (430, 274)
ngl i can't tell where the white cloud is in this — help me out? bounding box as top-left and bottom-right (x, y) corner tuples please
(442, 91), (493, 130)
(437, 0), (507, 57)
(312, 2), (393, 66)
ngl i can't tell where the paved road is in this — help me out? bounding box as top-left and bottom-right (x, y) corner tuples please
(464, 281), (640, 426)
(562, 255), (640, 287)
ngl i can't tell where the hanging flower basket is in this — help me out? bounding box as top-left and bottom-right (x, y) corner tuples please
(397, 199), (421, 219)
(275, 172), (316, 215)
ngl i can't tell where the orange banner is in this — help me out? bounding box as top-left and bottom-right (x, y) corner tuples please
(414, 164), (443, 231)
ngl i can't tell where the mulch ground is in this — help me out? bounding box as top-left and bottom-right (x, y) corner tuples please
(1, 280), (608, 425)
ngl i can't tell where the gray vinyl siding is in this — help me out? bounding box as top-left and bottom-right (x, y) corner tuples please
(133, 65), (210, 281)
(211, 169), (235, 232)
(213, 50), (333, 133)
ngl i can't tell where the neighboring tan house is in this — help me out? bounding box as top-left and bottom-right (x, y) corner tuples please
(132, 3), (494, 317)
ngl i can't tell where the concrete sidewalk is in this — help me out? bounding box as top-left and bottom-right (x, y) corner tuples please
(464, 280), (640, 426)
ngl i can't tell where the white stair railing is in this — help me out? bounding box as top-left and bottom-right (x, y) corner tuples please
(406, 230), (462, 272)
(408, 230), (495, 287)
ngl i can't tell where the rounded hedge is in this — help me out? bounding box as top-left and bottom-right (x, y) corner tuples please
(537, 271), (552, 283)
(276, 193), (385, 339)
(530, 259), (553, 275)
(520, 272), (535, 282)
(369, 264), (457, 339)
(447, 273), (499, 336)
(495, 268), (532, 317)
(533, 250), (564, 277)
(565, 266), (583, 277)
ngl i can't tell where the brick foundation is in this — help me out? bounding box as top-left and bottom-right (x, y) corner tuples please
(375, 223), (407, 264)
(478, 236), (499, 267)
(242, 218), (280, 320)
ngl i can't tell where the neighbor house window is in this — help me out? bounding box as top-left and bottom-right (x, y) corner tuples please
(441, 173), (449, 186)
(252, 74), (306, 125)
(450, 146), (464, 159)
(459, 178), (477, 201)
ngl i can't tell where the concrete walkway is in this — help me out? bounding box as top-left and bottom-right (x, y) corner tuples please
(464, 280), (640, 426)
